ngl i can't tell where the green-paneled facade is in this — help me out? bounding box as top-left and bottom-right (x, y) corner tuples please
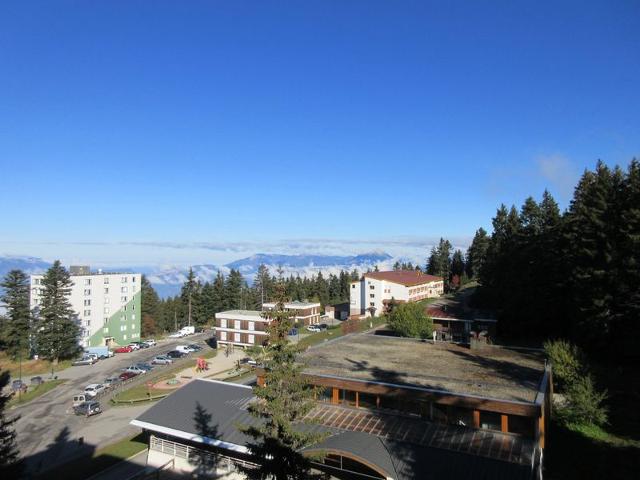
(88, 291), (142, 347)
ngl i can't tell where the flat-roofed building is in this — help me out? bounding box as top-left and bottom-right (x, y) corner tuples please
(30, 267), (142, 348)
(261, 300), (321, 326)
(214, 310), (268, 348)
(350, 270), (444, 317)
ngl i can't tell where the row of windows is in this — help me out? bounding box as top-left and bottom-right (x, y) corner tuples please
(85, 287), (135, 296)
(219, 331), (256, 343)
(219, 319), (256, 330)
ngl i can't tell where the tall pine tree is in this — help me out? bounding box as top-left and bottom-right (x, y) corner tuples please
(35, 261), (80, 367)
(0, 270), (32, 360)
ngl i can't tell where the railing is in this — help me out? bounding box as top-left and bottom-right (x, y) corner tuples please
(149, 436), (259, 473)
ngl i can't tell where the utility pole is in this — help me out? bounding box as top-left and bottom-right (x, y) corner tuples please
(174, 310), (177, 331)
(188, 292), (192, 326)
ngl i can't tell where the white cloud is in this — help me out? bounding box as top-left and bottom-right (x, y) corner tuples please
(535, 154), (580, 197)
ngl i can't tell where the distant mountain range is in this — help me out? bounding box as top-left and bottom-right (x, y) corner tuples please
(0, 251), (403, 299)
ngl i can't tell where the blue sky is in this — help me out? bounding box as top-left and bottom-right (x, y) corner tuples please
(0, 1), (638, 266)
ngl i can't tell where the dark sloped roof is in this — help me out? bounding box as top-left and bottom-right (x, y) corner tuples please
(132, 380), (535, 480)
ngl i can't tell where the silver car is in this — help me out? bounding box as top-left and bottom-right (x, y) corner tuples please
(152, 355), (173, 365)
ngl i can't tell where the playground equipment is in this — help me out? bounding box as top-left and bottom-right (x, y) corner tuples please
(195, 357), (209, 372)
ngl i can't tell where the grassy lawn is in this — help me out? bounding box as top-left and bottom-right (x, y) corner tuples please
(0, 352), (72, 378)
(35, 433), (148, 480)
(298, 316), (387, 349)
(112, 383), (173, 403)
(8, 379), (66, 408)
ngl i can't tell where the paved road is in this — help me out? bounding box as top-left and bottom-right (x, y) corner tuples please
(10, 333), (212, 476)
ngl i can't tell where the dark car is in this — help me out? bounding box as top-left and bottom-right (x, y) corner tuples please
(11, 379), (27, 393)
(103, 376), (122, 389)
(166, 350), (186, 359)
(73, 401), (102, 417)
(134, 341), (150, 349)
(318, 323), (328, 330)
(30, 376), (44, 386)
(187, 344), (202, 351)
(118, 371), (138, 381)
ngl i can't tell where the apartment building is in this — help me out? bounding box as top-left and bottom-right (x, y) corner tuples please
(214, 310), (269, 348)
(350, 270), (444, 317)
(30, 266), (142, 348)
(261, 300), (321, 326)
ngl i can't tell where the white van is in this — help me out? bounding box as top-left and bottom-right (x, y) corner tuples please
(176, 345), (195, 354)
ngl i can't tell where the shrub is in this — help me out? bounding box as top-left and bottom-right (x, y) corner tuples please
(388, 303), (433, 339)
(544, 339), (584, 391)
(560, 374), (608, 427)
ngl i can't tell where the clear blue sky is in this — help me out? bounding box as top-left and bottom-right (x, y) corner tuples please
(0, 1), (638, 265)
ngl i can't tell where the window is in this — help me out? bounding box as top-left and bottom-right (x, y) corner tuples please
(85, 279), (91, 285)
(104, 307), (110, 314)
(104, 277), (109, 284)
(248, 334), (255, 344)
(132, 304), (135, 310)
(370, 285), (375, 290)
(84, 309), (91, 316)
(132, 285), (137, 293)
(248, 322), (255, 331)
(234, 333), (241, 342)
(369, 302), (375, 307)
(370, 294), (375, 298)
(220, 319), (227, 328)
(104, 297), (110, 304)
(104, 288), (109, 294)
(84, 299), (91, 306)
(131, 314), (135, 320)
(121, 286), (128, 293)
(104, 317), (109, 324)
(121, 276), (127, 283)
(234, 320), (241, 329)
(84, 289), (91, 295)
(121, 296), (128, 302)
(85, 320), (91, 327)
(351, 284), (355, 289)
(220, 331), (227, 341)
(131, 323), (135, 330)
(103, 327), (108, 333)
(480, 411), (502, 431)
(123, 334), (127, 340)
(132, 276), (136, 282)
(123, 305), (127, 311)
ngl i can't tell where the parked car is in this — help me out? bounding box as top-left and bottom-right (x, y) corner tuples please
(84, 384), (106, 398)
(132, 341), (149, 349)
(179, 326), (195, 336)
(124, 365), (147, 375)
(73, 401), (102, 417)
(72, 357), (95, 366)
(30, 376), (44, 386)
(127, 343), (141, 351)
(103, 376), (122, 389)
(239, 357), (258, 367)
(318, 323), (328, 330)
(11, 379), (27, 393)
(176, 345), (195, 354)
(166, 350), (186, 359)
(85, 353), (99, 362)
(114, 346), (133, 353)
(144, 339), (157, 347)
(85, 346), (113, 359)
(72, 393), (89, 406)
(118, 371), (138, 381)
(134, 362), (154, 371)
(306, 325), (321, 333)
(187, 344), (202, 351)
(168, 332), (185, 338)
(288, 328), (298, 336)
(152, 355), (173, 365)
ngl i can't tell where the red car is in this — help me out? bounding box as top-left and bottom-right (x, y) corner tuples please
(118, 371), (138, 381)
(114, 346), (133, 353)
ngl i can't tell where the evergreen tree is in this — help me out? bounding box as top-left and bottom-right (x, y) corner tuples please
(211, 271), (226, 313)
(0, 270), (31, 360)
(240, 281), (325, 479)
(0, 370), (21, 476)
(35, 261), (80, 366)
(180, 268), (204, 326)
(253, 264), (274, 306)
(141, 275), (161, 334)
(465, 228), (489, 279)
(450, 250), (465, 278)
(224, 269), (244, 310)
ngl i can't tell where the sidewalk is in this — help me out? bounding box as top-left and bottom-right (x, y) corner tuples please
(151, 349), (246, 388)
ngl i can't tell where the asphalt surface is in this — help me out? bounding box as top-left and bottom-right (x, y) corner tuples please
(10, 333), (212, 477)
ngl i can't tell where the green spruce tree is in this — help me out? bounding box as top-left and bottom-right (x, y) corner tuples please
(0, 270), (32, 360)
(35, 261), (80, 370)
(240, 280), (325, 479)
(0, 370), (21, 476)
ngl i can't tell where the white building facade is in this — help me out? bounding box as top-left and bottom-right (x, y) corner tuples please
(350, 270), (444, 317)
(30, 267), (142, 348)
(214, 310), (269, 348)
(261, 300), (321, 326)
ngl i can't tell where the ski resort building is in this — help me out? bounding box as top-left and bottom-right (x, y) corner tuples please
(350, 270), (444, 317)
(30, 266), (142, 348)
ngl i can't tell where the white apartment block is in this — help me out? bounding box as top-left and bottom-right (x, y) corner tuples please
(30, 266), (142, 349)
(261, 300), (321, 326)
(350, 270), (444, 317)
